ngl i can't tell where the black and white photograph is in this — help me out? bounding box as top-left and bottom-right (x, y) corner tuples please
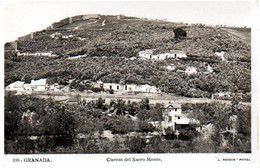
(1, 0), (259, 167)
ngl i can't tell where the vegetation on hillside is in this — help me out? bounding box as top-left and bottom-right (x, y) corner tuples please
(4, 16), (251, 101)
(16, 19), (250, 62)
(4, 15), (251, 154)
(5, 93), (250, 153)
(5, 52), (251, 101)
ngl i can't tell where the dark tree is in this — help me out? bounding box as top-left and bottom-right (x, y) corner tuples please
(174, 27), (187, 39)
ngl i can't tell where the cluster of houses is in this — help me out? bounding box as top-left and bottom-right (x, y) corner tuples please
(93, 81), (161, 93)
(212, 91), (231, 99)
(5, 79), (60, 92)
(17, 51), (58, 57)
(5, 79), (161, 94)
(50, 32), (74, 39)
(139, 49), (187, 60)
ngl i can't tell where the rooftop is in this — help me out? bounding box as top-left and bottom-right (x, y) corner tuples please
(162, 104), (182, 109)
(14, 81), (25, 88)
(31, 79), (47, 85)
(139, 49), (154, 55)
(153, 49), (185, 55)
(170, 50), (186, 54)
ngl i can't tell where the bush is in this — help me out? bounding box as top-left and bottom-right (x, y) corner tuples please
(91, 87), (104, 92)
(174, 27), (187, 39)
(138, 121), (155, 132)
(127, 136), (146, 153)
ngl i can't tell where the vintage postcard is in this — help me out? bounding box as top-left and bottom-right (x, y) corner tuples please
(1, 1), (259, 168)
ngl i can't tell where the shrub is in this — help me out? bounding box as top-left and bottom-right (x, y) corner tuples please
(174, 27), (187, 39)
(127, 136), (146, 153)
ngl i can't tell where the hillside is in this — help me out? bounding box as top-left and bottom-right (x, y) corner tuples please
(15, 15), (250, 60)
(4, 14), (251, 101)
(220, 27), (251, 44)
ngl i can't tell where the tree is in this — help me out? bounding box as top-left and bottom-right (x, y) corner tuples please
(173, 27), (187, 39)
(42, 100), (76, 147)
(127, 136), (146, 153)
(139, 98), (150, 110)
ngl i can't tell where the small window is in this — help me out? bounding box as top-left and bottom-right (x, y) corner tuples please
(117, 85), (119, 90)
(169, 116), (172, 122)
(177, 116), (180, 119)
(125, 86), (127, 90)
(110, 86), (112, 90)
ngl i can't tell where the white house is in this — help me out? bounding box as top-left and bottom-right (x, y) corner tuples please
(185, 66), (197, 75)
(164, 64), (176, 71)
(213, 91), (231, 99)
(160, 104), (200, 132)
(170, 50), (187, 58)
(48, 83), (61, 91)
(152, 53), (171, 60)
(139, 49), (187, 60)
(30, 79), (47, 91)
(18, 52), (58, 57)
(6, 81), (25, 91)
(101, 82), (161, 93)
(68, 54), (87, 60)
(6, 79), (62, 92)
(138, 49), (154, 59)
(206, 64), (213, 73)
(95, 81), (161, 93)
(215, 51), (227, 61)
(161, 104), (184, 131)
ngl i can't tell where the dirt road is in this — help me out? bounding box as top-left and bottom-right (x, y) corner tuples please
(35, 91), (251, 106)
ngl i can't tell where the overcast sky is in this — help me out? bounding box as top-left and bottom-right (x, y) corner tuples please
(1, 1), (257, 42)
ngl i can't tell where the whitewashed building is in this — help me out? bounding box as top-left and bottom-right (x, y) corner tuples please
(152, 53), (171, 60)
(185, 66), (197, 75)
(18, 52), (58, 57)
(6, 81), (25, 91)
(6, 78), (49, 92)
(138, 49), (154, 59)
(30, 79), (48, 91)
(161, 104), (184, 131)
(213, 91), (231, 99)
(139, 49), (187, 60)
(206, 64), (213, 73)
(101, 82), (161, 93)
(215, 51), (227, 61)
(164, 64), (176, 71)
(169, 50), (187, 58)
(150, 104), (199, 132)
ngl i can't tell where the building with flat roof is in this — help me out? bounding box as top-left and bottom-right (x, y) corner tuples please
(139, 49), (187, 60)
(101, 82), (161, 93)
